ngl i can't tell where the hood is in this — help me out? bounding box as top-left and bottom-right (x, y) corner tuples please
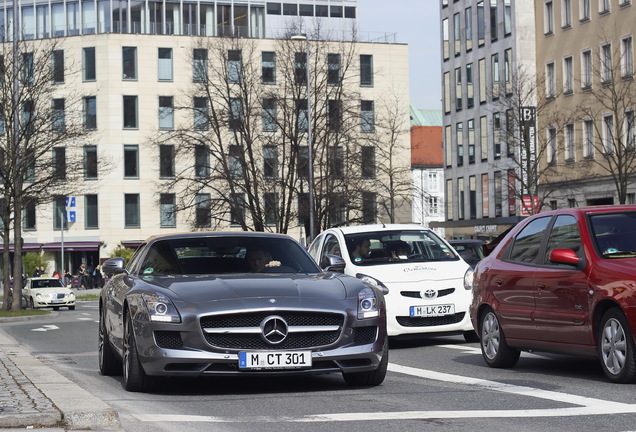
(138, 273), (348, 302)
(347, 260), (469, 284)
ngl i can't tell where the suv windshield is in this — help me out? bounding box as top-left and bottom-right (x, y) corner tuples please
(344, 230), (458, 265)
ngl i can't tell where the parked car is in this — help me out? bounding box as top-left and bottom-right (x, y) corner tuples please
(308, 224), (477, 342)
(98, 231), (388, 392)
(448, 239), (485, 268)
(470, 205), (636, 383)
(23, 277), (76, 310)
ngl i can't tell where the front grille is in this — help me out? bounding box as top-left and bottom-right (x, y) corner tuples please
(155, 331), (183, 348)
(396, 312), (466, 327)
(353, 326), (378, 344)
(200, 311), (345, 350)
(401, 288), (456, 299)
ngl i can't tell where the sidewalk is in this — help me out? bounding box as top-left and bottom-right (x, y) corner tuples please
(0, 296), (122, 430)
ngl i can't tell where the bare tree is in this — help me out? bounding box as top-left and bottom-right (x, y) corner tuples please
(0, 38), (97, 310)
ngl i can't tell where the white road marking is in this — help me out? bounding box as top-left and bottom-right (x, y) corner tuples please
(131, 362), (636, 424)
(31, 325), (59, 332)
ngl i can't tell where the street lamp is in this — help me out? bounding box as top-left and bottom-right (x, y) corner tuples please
(290, 33), (316, 242)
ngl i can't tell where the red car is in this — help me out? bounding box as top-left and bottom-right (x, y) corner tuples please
(469, 205), (636, 383)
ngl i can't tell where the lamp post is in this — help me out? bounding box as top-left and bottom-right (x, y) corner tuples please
(291, 33), (316, 242)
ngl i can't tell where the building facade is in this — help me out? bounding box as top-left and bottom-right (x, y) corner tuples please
(0, 0), (410, 276)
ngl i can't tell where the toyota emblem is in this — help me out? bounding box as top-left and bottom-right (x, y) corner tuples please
(260, 315), (289, 345)
(423, 289), (436, 299)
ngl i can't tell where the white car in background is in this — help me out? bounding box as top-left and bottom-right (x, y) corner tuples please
(309, 224), (477, 341)
(23, 277), (76, 310)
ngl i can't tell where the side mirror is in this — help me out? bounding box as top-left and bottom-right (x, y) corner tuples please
(549, 248), (585, 269)
(102, 257), (128, 275)
(321, 254), (346, 272)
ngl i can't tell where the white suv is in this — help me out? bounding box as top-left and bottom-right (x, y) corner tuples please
(309, 224), (477, 341)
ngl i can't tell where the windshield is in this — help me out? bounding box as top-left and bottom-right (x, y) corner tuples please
(589, 211), (636, 258)
(32, 279), (65, 288)
(344, 230), (459, 265)
(137, 236), (321, 275)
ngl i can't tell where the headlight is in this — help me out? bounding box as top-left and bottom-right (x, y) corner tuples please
(141, 293), (181, 323)
(356, 273), (388, 291)
(68, 293), (75, 299)
(463, 268), (474, 290)
(357, 287), (379, 319)
(36, 293), (43, 299)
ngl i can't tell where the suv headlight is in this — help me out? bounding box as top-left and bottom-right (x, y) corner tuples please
(357, 287), (379, 319)
(463, 268), (474, 290)
(141, 293), (181, 323)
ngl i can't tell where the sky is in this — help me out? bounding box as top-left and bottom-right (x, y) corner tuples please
(358, 0), (441, 110)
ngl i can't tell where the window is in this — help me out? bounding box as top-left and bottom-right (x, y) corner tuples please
(625, 110), (635, 151)
(229, 145), (243, 177)
(455, 67), (462, 110)
(158, 48), (173, 81)
(84, 145), (98, 178)
(445, 125), (452, 166)
(466, 63), (474, 107)
(294, 52), (307, 85)
(230, 193), (245, 226)
(599, 0), (610, 13)
(83, 47), (96, 81)
(584, 119), (595, 158)
(491, 53), (499, 99)
(361, 147), (375, 178)
(123, 96), (138, 129)
(328, 53), (341, 85)
(328, 100), (342, 132)
(564, 56), (573, 94)
(264, 193), (277, 225)
(328, 146), (344, 179)
(509, 217), (551, 263)
(443, 72), (451, 113)
(160, 194), (176, 227)
(158, 96), (174, 129)
(316, 5), (328, 16)
(481, 173), (489, 217)
(469, 176), (477, 219)
(504, 0), (512, 35)
(262, 98), (277, 131)
(227, 50), (242, 83)
(283, 3), (297, 15)
(622, 36), (633, 77)
(83, 96), (96, 129)
(262, 51), (276, 84)
(21, 52), (34, 85)
(330, 5), (343, 17)
(457, 177), (465, 220)
(53, 147), (66, 180)
(362, 192), (376, 224)
(124, 145), (139, 178)
(465, 7), (473, 51)
(360, 54), (373, 86)
(477, 1), (485, 45)
(299, 4), (313, 16)
(52, 50), (64, 83)
(468, 119), (475, 164)
(85, 194), (98, 229)
(565, 123), (575, 161)
(494, 171), (502, 217)
(457, 122), (464, 166)
(124, 194), (140, 228)
(546, 62), (555, 98)
(478, 58), (486, 103)
(298, 146), (309, 178)
(23, 199), (35, 230)
(580, 0), (591, 20)
(52, 98), (65, 131)
(296, 99), (308, 131)
(582, 49), (592, 89)
(193, 48), (208, 82)
(194, 97), (209, 130)
(601, 43), (612, 83)
(263, 145), (278, 177)
(490, 0), (498, 41)
(446, 179), (454, 220)
(122, 46), (136, 79)
(195, 145), (210, 178)
(454, 12), (461, 56)
(159, 144), (174, 178)
(562, 0), (572, 27)
(21, 100), (35, 134)
(504, 48), (512, 94)
(229, 97), (243, 130)
(328, 193), (345, 226)
(442, 18), (449, 60)
(545, 1), (554, 34)
(361, 100), (375, 132)
(547, 127), (557, 164)
(53, 196), (66, 230)
(267, 3), (281, 14)
(493, 112), (501, 158)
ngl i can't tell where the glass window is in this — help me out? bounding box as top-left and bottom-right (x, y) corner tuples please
(53, 147), (66, 180)
(489, 0), (498, 41)
(194, 97), (209, 130)
(477, 1), (485, 45)
(547, 127), (557, 164)
(23, 199), (36, 230)
(562, 0), (572, 27)
(123, 95), (138, 129)
(229, 97), (243, 130)
(266, 3), (281, 15)
(360, 54), (373, 86)
(264, 193), (277, 225)
(229, 145), (242, 177)
(160, 193), (176, 227)
(564, 56), (573, 93)
(493, 112), (501, 158)
(565, 123), (575, 161)
(124, 145), (139, 178)
(193, 48), (208, 82)
(123, 47), (137, 79)
(443, 72), (451, 113)
(158, 48), (173, 81)
(362, 192), (376, 224)
(584, 119), (595, 158)
(299, 4), (313, 16)
(83, 96), (96, 129)
(478, 58), (486, 103)
(52, 98), (65, 131)
(21, 52), (34, 86)
(296, 99), (308, 131)
(83, 47), (96, 81)
(603, 114), (614, 154)
(53, 196), (66, 230)
(622, 36), (633, 77)
(455, 67), (462, 111)
(159, 144), (175, 178)
(262, 98), (277, 132)
(328, 146), (344, 179)
(345, 6), (356, 18)
(262, 51), (276, 84)
(124, 194), (140, 228)
(468, 119), (475, 164)
(294, 52), (307, 85)
(328, 53), (341, 85)
(263, 145), (277, 177)
(504, 0), (511, 35)
(465, 8), (473, 51)
(582, 49), (592, 89)
(330, 5), (343, 17)
(159, 96), (174, 129)
(227, 50), (242, 83)
(195, 145), (210, 178)
(316, 5), (328, 16)
(328, 100), (342, 132)
(457, 122), (464, 166)
(442, 18), (449, 60)
(52, 50), (64, 83)
(601, 43), (612, 83)
(283, 4), (297, 15)
(546, 62), (555, 98)
(361, 146), (375, 178)
(84, 145), (98, 178)
(491, 53), (499, 99)
(361, 100), (375, 132)
(509, 217), (551, 263)
(466, 63), (474, 107)
(85, 194), (98, 229)
(545, 1), (554, 34)
(454, 12), (461, 56)
(230, 193), (245, 226)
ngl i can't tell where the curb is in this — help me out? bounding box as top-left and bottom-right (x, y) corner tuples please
(0, 327), (122, 430)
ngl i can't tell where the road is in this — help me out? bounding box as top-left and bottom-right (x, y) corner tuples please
(2, 300), (636, 432)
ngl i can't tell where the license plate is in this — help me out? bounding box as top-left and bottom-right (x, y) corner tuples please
(238, 351), (312, 370)
(50, 299), (64, 304)
(410, 304), (455, 317)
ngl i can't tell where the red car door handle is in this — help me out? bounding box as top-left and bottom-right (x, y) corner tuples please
(537, 283), (546, 290)
(495, 279), (503, 286)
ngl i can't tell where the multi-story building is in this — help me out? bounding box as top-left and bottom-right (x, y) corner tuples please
(410, 107), (445, 236)
(437, 0), (535, 240)
(0, 0), (410, 276)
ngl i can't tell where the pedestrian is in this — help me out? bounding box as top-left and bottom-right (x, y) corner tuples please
(92, 265), (104, 289)
(78, 263), (88, 289)
(63, 270), (72, 287)
(52, 270), (61, 279)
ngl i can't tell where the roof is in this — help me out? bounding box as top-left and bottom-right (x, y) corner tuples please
(330, 224), (433, 235)
(410, 107), (443, 127)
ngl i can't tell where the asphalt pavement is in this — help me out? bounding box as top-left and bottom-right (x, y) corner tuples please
(0, 289), (122, 430)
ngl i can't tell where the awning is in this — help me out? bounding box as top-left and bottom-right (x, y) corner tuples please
(6, 243), (43, 252)
(120, 240), (143, 249)
(42, 241), (102, 252)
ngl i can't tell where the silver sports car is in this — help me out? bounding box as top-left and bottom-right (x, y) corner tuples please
(98, 232), (388, 392)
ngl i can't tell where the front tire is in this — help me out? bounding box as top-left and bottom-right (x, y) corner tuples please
(123, 312), (154, 392)
(479, 308), (520, 368)
(598, 308), (636, 383)
(98, 307), (121, 376)
(343, 338), (388, 387)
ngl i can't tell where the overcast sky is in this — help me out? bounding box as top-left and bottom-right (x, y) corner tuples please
(358, 0), (441, 110)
